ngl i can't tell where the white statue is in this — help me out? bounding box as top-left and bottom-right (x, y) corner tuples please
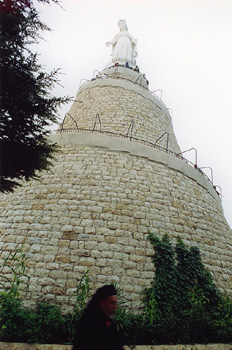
(106, 20), (138, 67)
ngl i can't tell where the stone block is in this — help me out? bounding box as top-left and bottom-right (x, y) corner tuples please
(61, 225), (73, 232)
(59, 240), (70, 248)
(55, 255), (70, 263)
(49, 270), (67, 279)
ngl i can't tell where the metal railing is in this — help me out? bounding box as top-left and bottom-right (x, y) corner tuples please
(57, 67), (221, 198)
(78, 67), (171, 116)
(54, 126), (221, 198)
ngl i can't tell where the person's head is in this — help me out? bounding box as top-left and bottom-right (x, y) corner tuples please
(88, 285), (118, 318)
(118, 19), (128, 31)
(99, 293), (118, 318)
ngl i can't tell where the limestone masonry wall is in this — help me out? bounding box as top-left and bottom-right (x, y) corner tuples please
(0, 140), (231, 311)
(0, 66), (231, 312)
(61, 71), (180, 154)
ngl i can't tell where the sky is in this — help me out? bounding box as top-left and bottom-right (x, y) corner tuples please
(34, 0), (232, 228)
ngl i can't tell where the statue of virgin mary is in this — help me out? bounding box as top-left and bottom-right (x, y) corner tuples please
(106, 20), (138, 67)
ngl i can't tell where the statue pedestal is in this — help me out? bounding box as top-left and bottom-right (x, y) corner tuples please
(105, 58), (136, 69)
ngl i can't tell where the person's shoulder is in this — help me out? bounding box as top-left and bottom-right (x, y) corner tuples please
(81, 308), (103, 327)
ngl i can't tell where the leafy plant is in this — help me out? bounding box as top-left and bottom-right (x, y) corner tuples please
(67, 269), (90, 340)
(0, 246), (30, 298)
(211, 295), (232, 342)
(188, 286), (209, 320)
(33, 302), (68, 344)
(142, 296), (160, 328)
(142, 232), (232, 344)
(0, 296), (68, 343)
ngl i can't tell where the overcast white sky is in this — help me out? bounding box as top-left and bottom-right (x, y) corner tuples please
(34, 0), (232, 228)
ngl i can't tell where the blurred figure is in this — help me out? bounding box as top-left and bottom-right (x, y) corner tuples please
(72, 285), (124, 350)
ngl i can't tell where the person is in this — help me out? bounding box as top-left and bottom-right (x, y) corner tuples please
(72, 285), (124, 350)
(134, 65), (140, 73)
(106, 19), (137, 67)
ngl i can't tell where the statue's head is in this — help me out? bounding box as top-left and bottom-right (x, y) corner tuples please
(118, 19), (128, 31)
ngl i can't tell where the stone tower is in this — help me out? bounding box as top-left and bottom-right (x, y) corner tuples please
(0, 21), (232, 311)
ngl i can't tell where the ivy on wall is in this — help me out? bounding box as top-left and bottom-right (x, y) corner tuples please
(140, 232), (232, 344)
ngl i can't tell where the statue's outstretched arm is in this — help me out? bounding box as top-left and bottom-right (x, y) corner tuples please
(106, 34), (119, 47)
(106, 41), (113, 47)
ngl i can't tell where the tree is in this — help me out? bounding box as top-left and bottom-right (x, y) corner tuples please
(0, 0), (70, 192)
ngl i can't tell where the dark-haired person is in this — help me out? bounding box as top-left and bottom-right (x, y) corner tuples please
(72, 285), (124, 350)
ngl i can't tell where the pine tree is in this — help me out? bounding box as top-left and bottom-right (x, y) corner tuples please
(0, 0), (70, 192)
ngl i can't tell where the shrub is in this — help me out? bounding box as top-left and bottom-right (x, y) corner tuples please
(0, 294), (68, 343)
(0, 247), (30, 298)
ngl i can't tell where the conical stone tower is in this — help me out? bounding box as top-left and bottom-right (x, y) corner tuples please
(0, 21), (232, 311)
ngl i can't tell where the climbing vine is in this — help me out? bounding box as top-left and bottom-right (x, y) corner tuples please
(140, 232), (232, 344)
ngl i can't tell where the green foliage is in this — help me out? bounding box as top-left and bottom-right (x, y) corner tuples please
(142, 296), (160, 328)
(0, 293), (34, 342)
(145, 233), (178, 317)
(114, 283), (134, 340)
(0, 247), (30, 298)
(0, 295), (68, 343)
(141, 232), (232, 344)
(32, 302), (68, 344)
(188, 286), (209, 320)
(67, 270), (90, 340)
(70, 270), (90, 320)
(0, 248), (70, 343)
(0, 0), (70, 192)
(213, 296), (232, 342)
